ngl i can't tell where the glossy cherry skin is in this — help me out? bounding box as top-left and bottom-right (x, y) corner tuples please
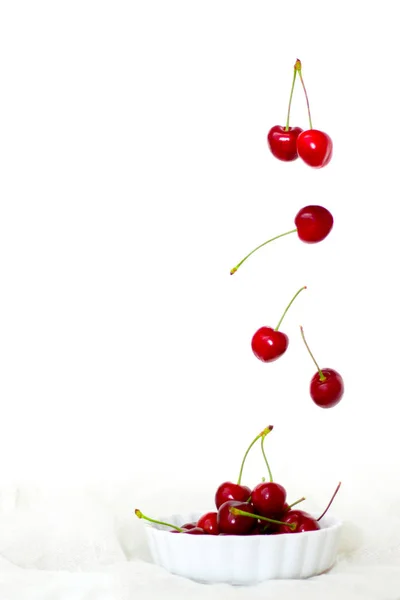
(170, 525), (200, 533)
(251, 482), (287, 518)
(295, 205), (333, 243)
(310, 368), (344, 408)
(170, 526), (205, 534)
(267, 125), (303, 162)
(215, 482), (251, 509)
(296, 129), (332, 168)
(248, 520), (270, 535)
(261, 502), (291, 533)
(277, 510), (320, 534)
(217, 500), (256, 535)
(184, 527), (206, 535)
(197, 512), (220, 535)
(251, 327), (288, 363)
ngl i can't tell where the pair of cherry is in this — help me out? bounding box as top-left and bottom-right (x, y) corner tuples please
(230, 204), (344, 409)
(135, 426), (341, 535)
(267, 59), (332, 168)
(213, 426), (324, 535)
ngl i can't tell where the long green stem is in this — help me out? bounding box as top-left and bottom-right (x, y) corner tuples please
(230, 229), (297, 275)
(275, 286), (307, 331)
(261, 434), (273, 482)
(288, 497), (306, 510)
(135, 509), (184, 532)
(230, 507), (296, 531)
(237, 425), (273, 485)
(285, 62), (298, 131)
(296, 59), (313, 129)
(300, 325), (325, 381)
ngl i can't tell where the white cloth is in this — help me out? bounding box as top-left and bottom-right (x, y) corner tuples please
(1, 486), (400, 600)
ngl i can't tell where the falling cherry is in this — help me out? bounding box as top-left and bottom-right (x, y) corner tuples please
(294, 59), (333, 169)
(252, 286), (306, 363)
(267, 126), (303, 162)
(300, 326), (344, 408)
(297, 129), (333, 168)
(294, 205), (333, 243)
(267, 61), (303, 162)
(230, 205), (333, 275)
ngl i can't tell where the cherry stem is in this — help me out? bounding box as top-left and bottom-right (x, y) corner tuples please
(237, 425), (273, 485)
(317, 482), (342, 521)
(275, 286), (307, 331)
(230, 506), (296, 531)
(288, 496), (306, 510)
(300, 325), (326, 381)
(295, 59), (313, 130)
(260, 433), (273, 482)
(230, 229), (297, 275)
(284, 62), (298, 131)
(135, 508), (184, 532)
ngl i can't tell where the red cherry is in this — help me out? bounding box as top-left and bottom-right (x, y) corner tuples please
(296, 129), (332, 168)
(310, 368), (344, 408)
(251, 482), (287, 518)
(183, 527), (205, 535)
(251, 286), (306, 363)
(267, 60), (303, 163)
(171, 526), (205, 534)
(251, 327), (288, 362)
(294, 205), (333, 243)
(263, 498), (306, 533)
(293, 60), (332, 168)
(227, 504), (300, 534)
(250, 426), (286, 524)
(215, 425), (273, 509)
(300, 326), (344, 409)
(170, 528), (193, 533)
(248, 520), (270, 535)
(277, 509), (320, 534)
(217, 500), (256, 535)
(215, 482), (251, 509)
(180, 522), (197, 530)
(267, 125), (303, 162)
(230, 207), (333, 274)
(197, 512), (220, 535)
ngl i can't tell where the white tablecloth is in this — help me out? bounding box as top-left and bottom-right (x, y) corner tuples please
(1, 486), (400, 600)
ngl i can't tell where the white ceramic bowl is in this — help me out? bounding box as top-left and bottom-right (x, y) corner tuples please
(142, 511), (342, 585)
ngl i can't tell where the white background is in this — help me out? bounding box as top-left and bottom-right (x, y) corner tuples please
(0, 1), (399, 520)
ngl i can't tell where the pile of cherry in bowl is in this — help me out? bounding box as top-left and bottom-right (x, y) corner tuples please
(136, 425), (340, 537)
